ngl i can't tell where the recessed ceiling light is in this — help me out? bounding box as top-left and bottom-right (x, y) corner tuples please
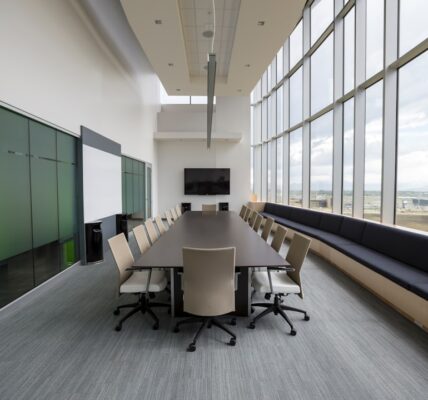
(155, 19), (162, 25)
(203, 65), (208, 70)
(257, 21), (265, 26)
(202, 30), (214, 38)
(245, 64), (250, 67)
(176, 88), (181, 92)
(168, 63), (174, 67)
(237, 89), (242, 92)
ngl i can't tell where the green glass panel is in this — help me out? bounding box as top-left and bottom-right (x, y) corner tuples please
(60, 239), (78, 270)
(122, 173), (126, 213)
(133, 174), (139, 213)
(121, 156), (126, 172)
(126, 173), (133, 214)
(0, 152), (32, 261)
(139, 161), (145, 176)
(58, 163), (76, 240)
(29, 121), (56, 159)
(141, 169), (146, 217)
(133, 159), (139, 174)
(31, 158), (58, 248)
(125, 157), (133, 173)
(146, 166), (152, 218)
(57, 131), (76, 164)
(0, 107), (29, 153)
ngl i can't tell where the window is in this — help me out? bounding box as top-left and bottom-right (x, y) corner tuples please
(262, 143), (268, 201)
(254, 146), (262, 200)
(311, 0), (334, 45)
(251, 147), (254, 194)
(290, 67), (303, 127)
(399, 0), (428, 56)
(344, 7), (355, 94)
(160, 84), (214, 104)
(366, 0), (384, 78)
(289, 128), (303, 207)
(311, 34), (334, 115)
(262, 99), (268, 141)
(277, 137), (283, 203)
(277, 87), (284, 134)
(269, 92), (276, 138)
(290, 20), (303, 69)
(364, 81), (383, 221)
(267, 65), (272, 92)
(277, 47), (284, 81)
(253, 103), (261, 145)
(267, 141), (273, 201)
(396, 52), (428, 231)
(262, 71), (268, 96)
(310, 111), (333, 211)
(343, 98), (354, 215)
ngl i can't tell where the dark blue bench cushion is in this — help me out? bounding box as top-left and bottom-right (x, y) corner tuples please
(319, 213), (344, 234)
(339, 244), (428, 299)
(339, 217), (366, 243)
(410, 283), (428, 300)
(361, 223), (428, 273)
(289, 208), (321, 228)
(264, 203), (292, 219)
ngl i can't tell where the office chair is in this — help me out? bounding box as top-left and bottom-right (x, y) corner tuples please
(249, 233), (311, 335)
(271, 225), (287, 252)
(155, 215), (167, 235)
(108, 233), (169, 331)
(173, 247), (237, 352)
(243, 207), (251, 222)
(202, 204), (216, 212)
(165, 209), (174, 226)
(261, 217), (274, 241)
(133, 225), (151, 254)
(253, 214), (263, 232)
(247, 210), (257, 227)
(170, 207), (178, 221)
(145, 219), (159, 244)
(239, 205), (247, 218)
(175, 204), (182, 217)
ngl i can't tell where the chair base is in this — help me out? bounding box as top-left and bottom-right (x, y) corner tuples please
(249, 294), (309, 335)
(173, 316), (237, 352)
(113, 294), (170, 331)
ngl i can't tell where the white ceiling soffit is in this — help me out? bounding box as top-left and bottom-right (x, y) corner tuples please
(120, 0), (306, 96)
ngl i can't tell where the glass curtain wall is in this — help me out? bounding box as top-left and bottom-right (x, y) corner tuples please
(250, 0), (428, 233)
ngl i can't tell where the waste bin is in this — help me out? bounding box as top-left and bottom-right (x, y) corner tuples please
(85, 221), (103, 263)
(116, 214), (129, 241)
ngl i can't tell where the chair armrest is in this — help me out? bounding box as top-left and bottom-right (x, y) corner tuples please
(126, 266), (152, 271)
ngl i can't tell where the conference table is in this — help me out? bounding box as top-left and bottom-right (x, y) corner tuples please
(131, 211), (288, 316)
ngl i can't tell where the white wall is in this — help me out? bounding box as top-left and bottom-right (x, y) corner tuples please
(156, 96), (251, 213)
(0, 0), (160, 213)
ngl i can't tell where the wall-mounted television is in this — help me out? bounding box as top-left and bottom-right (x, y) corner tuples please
(184, 168), (230, 195)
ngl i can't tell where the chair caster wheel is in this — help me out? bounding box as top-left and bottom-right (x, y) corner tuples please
(113, 309), (120, 316)
(152, 323), (159, 330)
(187, 343), (196, 352)
(229, 318), (236, 326)
(149, 293), (155, 299)
(248, 322), (255, 329)
(251, 307), (255, 314)
(304, 315), (310, 321)
(173, 326), (179, 333)
(264, 294), (271, 300)
(290, 329), (297, 336)
(207, 323), (212, 329)
(115, 325), (121, 332)
(167, 308), (171, 315)
(228, 338), (236, 346)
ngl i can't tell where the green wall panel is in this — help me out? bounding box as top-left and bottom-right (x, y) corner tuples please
(133, 174), (139, 213)
(31, 158), (59, 248)
(58, 163), (76, 240)
(29, 121), (56, 159)
(125, 157), (133, 173)
(0, 153), (32, 261)
(126, 173), (133, 214)
(57, 131), (76, 163)
(122, 173), (126, 213)
(0, 107), (29, 153)
(147, 166), (152, 218)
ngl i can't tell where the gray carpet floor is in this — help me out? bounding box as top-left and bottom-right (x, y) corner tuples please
(0, 236), (427, 400)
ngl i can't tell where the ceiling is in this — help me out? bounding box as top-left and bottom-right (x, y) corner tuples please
(120, 0), (306, 96)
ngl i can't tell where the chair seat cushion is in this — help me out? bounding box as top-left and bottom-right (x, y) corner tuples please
(120, 270), (167, 293)
(252, 271), (301, 294)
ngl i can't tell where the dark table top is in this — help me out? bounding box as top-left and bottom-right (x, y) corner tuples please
(132, 211), (288, 269)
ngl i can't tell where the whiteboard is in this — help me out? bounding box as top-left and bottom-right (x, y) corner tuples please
(83, 145), (122, 222)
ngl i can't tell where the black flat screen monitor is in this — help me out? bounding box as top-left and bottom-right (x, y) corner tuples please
(184, 168), (230, 195)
